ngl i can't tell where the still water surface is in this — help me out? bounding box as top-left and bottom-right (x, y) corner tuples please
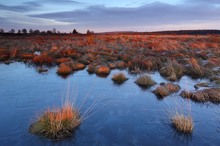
(0, 62), (219, 146)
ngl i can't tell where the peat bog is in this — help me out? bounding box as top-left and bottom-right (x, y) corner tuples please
(0, 33), (220, 145)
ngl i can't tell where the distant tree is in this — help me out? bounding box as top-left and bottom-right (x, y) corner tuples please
(22, 29), (27, 34)
(40, 31), (46, 34)
(0, 29), (4, 33)
(29, 29), (33, 34)
(57, 31), (61, 34)
(72, 29), (78, 34)
(17, 29), (21, 34)
(33, 29), (40, 34)
(52, 28), (56, 34)
(87, 29), (94, 35)
(47, 30), (53, 34)
(9, 29), (15, 33)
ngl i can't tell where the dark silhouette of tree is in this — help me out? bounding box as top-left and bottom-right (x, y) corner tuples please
(52, 28), (56, 34)
(87, 29), (94, 35)
(47, 30), (53, 34)
(29, 29), (33, 34)
(72, 29), (78, 34)
(22, 29), (27, 34)
(9, 29), (15, 33)
(17, 30), (21, 34)
(33, 29), (40, 34)
(0, 29), (4, 33)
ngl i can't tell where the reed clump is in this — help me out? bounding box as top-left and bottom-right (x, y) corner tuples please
(29, 102), (80, 140)
(112, 73), (128, 84)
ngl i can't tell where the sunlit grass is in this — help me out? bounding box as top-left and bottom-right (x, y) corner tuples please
(171, 113), (194, 134)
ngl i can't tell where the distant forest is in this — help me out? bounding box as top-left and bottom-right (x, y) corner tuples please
(0, 29), (220, 35)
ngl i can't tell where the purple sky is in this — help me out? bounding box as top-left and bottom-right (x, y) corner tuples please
(0, 0), (220, 33)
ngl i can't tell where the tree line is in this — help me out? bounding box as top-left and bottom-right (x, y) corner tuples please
(0, 28), (94, 34)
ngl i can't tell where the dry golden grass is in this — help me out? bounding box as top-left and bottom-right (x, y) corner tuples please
(135, 74), (156, 88)
(95, 65), (110, 75)
(171, 113), (194, 134)
(112, 73), (128, 84)
(29, 102), (80, 140)
(32, 54), (53, 66)
(57, 63), (72, 75)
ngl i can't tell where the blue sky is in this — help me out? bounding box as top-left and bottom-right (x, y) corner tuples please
(0, 0), (220, 32)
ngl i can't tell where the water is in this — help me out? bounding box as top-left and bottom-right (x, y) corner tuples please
(0, 62), (219, 146)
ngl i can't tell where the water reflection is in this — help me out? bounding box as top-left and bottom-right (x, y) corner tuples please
(0, 62), (219, 146)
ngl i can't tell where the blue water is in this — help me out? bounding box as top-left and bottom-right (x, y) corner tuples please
(0, 62), (219, 146)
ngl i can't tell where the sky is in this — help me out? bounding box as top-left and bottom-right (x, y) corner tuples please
(0, 0), (220, 33)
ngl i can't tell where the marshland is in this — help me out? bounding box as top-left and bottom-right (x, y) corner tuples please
(0, 33), (220, 145)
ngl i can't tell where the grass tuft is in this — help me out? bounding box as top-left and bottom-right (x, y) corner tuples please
(57, 63), (72, 75)
(135, 74), (156, 88)
(112, 73), (128, 84)
(171, 113), (194, 134)
(29, 101), (80, 140)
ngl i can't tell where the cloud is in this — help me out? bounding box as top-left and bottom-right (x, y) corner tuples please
(0, 3), (41, 12)
(29, 2), (220, 31)
(0, 0), (85, 13)
(185, 0), (220, 4)
(1, 0), (220, 32)
(0, 10), (74, 31)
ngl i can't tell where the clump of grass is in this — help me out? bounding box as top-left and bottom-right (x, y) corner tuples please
(112, 73), (128, 84)
(171, 113), (194, 134)
(57, 63), (72, 75)
(32, 54), (53, 66)
(29, 101), (80, 140)
(87, 64), (96, 74)
(135, 74), (156, 88)
(194, 82), (209, 89)
(180, 88), (220, 103)
(153, 83), (180, 98)
(159, 60), (184, 81)
(95, 65), (110, 75)
(186, 58), (208, 78)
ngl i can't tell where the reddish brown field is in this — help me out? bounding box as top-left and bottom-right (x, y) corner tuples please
(0, 34), (220, 80)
